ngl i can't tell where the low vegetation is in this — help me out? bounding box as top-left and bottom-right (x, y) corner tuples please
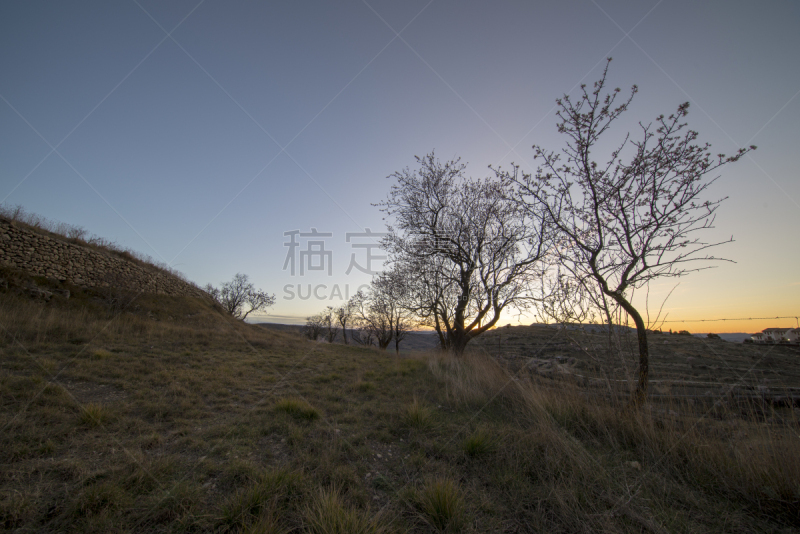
(1, 279), (798, 532)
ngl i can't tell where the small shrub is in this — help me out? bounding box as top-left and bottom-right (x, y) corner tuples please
(275, 397), (320, 421)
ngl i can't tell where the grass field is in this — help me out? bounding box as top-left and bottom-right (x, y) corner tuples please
(1, 282), (799, 532)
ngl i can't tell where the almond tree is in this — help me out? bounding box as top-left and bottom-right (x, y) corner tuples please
(379, 152), (551, 355)
(500, 59), (753, 404)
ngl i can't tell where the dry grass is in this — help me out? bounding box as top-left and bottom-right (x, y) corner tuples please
(275, 397), (321, 421)
(1, 288), (798, 532)
(303, 487), (391, 534)
(409, 477), (467, 533)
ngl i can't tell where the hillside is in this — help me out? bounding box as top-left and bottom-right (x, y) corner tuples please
(1, 216), (799, 532)
(0, 213), (204, 300)
(2, 279), (799, 532)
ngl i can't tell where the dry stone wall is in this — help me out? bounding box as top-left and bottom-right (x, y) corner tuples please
(0, 217), (206, 298)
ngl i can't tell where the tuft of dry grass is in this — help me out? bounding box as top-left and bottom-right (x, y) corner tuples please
(409, 478), (467, 533)
(403, 398), (433, 429)
(79, 402), (113, 427)
(462, 427), (495, 457)
(303, 487), (391, 534)
(218, 469), (300, 532)
(275, 397), (321, 421)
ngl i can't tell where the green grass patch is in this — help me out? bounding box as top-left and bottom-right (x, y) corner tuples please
(275, 397), (320, 421)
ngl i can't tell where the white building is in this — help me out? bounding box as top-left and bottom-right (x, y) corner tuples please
(763, 328), (790, 343)
(782, 328), (800, 343)
(751, 332), (766, 343)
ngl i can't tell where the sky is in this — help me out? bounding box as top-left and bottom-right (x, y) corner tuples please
(1, 0), (798, 333)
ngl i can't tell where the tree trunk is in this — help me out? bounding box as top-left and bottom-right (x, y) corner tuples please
(448, 331), (470, 356)
(610, 295), (649, 405)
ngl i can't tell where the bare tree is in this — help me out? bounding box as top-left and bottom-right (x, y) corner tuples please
(349, 317), (376, 347)
(501, 59), (753, 404)
(304, 312), (327, 341)
(324, 306), (339, 343)
(335, 300), (355, 344)
(205, 273), (276, 320)
(351, 289), (394, 350)
(379, 153), (550, 355)
(371, 266), (414, 354)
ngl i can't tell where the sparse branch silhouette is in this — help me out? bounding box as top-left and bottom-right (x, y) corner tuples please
(379, 152), (551, 355)
(205, 273), (276, 321)
(499, 59), (754, 404)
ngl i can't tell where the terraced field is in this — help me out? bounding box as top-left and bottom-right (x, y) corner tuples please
(473, 324), (800, 406)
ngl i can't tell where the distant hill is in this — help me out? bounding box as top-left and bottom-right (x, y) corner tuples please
(693, 333), (752, 343)
(530, 322), (636, 334)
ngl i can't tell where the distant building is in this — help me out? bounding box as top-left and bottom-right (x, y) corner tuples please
(782, 328), (800, 343)
(751, 328), (796, 343)
(763, 328), (790, 342)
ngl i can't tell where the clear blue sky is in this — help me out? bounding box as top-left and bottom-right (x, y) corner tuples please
(2, 1), (798, 331)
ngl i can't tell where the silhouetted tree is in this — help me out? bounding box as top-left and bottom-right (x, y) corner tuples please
(335, 300), (356, 344)
(205, 273), (275, 320)
(351, 289), (394, 350)
(324, 306), (339, 343)
(500, 59), (754, 404)
(370, 266), (414, 354)
(349, 318), (376, 347)
(304, 312), (327, 341)
(379, 153), (550, 355)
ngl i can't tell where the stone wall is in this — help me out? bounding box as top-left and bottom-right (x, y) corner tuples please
(0, 217), (206, 298)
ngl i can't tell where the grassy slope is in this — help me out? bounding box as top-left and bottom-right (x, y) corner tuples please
(1, 285), (799, 532)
